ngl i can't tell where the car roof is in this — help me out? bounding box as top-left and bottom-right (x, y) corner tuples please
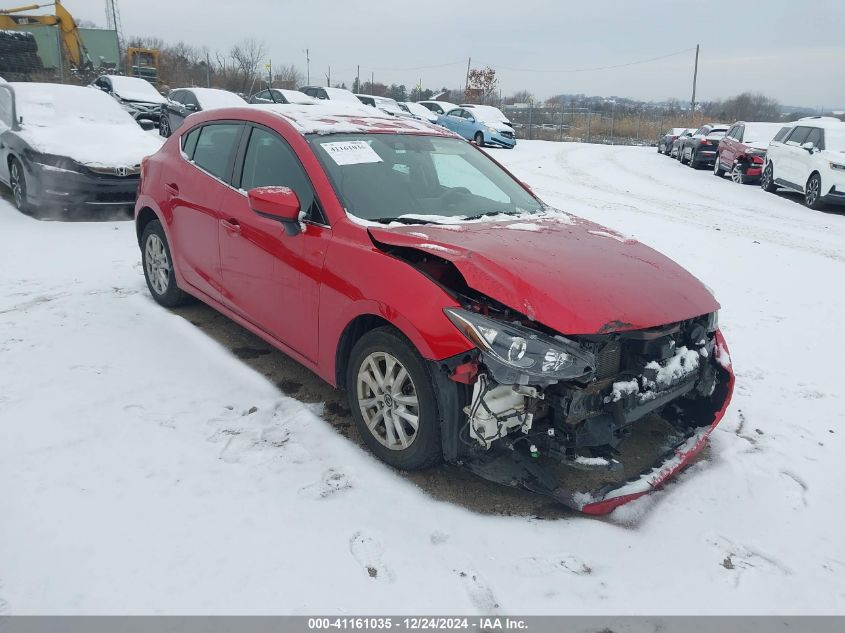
(203, 103), (460, 137)
(792, 116), (845, 129)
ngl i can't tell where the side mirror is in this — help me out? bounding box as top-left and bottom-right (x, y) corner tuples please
(801, 142), (816, 152)
(248, 187), (302, 236)
(185, 103), (199, 112)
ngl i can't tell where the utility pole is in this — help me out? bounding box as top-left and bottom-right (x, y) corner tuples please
(206, 51), (211, 88)
(610, 100), (616, 145)
(305, 48), (310, 85)
(691, 44), (699, 126)
(325, 66), (331, 87)
(464, 57), (471, 98)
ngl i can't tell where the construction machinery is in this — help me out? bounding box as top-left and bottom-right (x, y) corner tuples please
(0, 1), (92, 72)
(126, 46), (159, 83)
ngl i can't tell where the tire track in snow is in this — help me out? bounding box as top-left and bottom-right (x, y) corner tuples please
(540, 144), (845, 264)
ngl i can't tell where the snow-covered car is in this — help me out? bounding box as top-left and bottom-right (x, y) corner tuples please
(299, 86), (361, 104)
(761, 117), (845, 209)
(460, 104), (513, 130)
(418, 100), (458, 116)
(159, 87), (245, 137)
(438, 107), (516, 148)
(355, 94), (409, 118)
(399, 101), (439, 123)
(669, 129), (694, 158)
(90, 75), (166, 129)
(248, 88), (317, 106)
(133, 102), (734, 514)
(713, 121), (785, 184)
(0, 82), (163, 213)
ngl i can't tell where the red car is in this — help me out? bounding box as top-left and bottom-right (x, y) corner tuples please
(714, 121), (788, 184)
(135, 104), (734, 514)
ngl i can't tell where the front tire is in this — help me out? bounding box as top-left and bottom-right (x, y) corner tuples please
(9, 157), (31, 212)
(679, 147), (688, 164)
(688, 150), (699, 168)
(141, 219), (188, 307)
(346, 327), (441, 470)
(760, 163), (777, 193)
(474, 131), (484, 146)
(804, 173), (824, 210)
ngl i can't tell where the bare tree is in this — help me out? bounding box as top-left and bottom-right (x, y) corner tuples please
(229, 38), (267, 94)
(272, 63), (302, 89)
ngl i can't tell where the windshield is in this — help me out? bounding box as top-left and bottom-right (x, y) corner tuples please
(309, 133), (542, 222)
(108, 76), (165, 103)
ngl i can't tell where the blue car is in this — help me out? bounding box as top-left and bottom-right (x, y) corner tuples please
(437, 107), (516, 149)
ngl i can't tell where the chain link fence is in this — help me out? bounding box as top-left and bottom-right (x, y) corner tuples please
(502, 105), (698, 146)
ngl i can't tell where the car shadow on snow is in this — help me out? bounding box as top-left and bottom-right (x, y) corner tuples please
(771, 188), (845, 217)
(171, 300), (575, 520)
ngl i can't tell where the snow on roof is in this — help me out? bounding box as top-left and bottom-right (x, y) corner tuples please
(103, 75), (166, 104)
(186, 87), (245, 110)
(461, 104), (511, 123)
(252, 102), (459, 137)
(276, 89), (316, 105)
(321, 87), (361, 103)
(794, 116), (845, 129)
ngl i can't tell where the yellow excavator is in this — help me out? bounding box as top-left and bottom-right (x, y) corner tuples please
(0, 0), (92, 71)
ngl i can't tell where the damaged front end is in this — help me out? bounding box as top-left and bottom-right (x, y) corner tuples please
(439, 306), (734, 515)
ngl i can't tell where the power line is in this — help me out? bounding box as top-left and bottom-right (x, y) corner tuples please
(490, 47), (696, 74)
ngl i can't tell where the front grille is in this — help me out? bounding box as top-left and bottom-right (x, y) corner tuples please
(595, 341), (622, 379)
(87, 165), (141, 177)
(500, 131), (514, 139)
(94, 190), (136, 203)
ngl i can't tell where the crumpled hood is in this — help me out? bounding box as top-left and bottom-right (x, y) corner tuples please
(368, 215), (719, 335)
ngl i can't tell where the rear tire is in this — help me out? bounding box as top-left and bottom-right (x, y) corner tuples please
(141, 219), (189, 307)
(760, 163), (777, 193)
(346, 327), (442, 470)
(804, 173), (825, 210)
(713, 155), (726, 177)
(730, 165), (746, 185)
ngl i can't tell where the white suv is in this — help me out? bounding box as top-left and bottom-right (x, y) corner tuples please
(761, 117), (845, 209)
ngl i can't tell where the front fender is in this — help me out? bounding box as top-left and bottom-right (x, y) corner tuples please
(317, 226), (475, 386)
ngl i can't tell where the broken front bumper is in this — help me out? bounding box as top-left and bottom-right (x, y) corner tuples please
(460, 330), (734, 515)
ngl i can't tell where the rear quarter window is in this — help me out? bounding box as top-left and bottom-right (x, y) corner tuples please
(181, 127), (201, 158)
(191, 123), (241, 181)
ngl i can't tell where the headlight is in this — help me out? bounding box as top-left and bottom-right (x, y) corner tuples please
(829, 162), (845, 171)
(705, 311), (719, 333)
(27, 152), (84, 173)
(485, 126), (497, 133)
(444, 308), (595, 380)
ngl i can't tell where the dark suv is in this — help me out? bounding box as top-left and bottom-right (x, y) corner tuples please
(677, 124), (728, 168)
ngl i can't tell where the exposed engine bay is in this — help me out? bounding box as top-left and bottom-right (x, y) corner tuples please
(373, 235), (734, 512)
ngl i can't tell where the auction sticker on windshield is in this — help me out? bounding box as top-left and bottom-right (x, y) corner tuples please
(321, 140), (383, 166)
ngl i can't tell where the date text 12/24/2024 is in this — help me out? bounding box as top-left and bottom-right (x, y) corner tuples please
(308, 618), (529, 631)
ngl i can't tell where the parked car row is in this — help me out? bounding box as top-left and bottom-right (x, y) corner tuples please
(658, 117), (845, 209)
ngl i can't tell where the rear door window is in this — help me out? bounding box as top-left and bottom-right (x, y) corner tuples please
(192, 123), (242, 182)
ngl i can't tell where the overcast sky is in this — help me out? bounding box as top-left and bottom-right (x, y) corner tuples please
(71, 0), (844, 108)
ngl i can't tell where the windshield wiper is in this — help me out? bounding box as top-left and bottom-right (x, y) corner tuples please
(371, 216), (434, 225)
(462, 210), (518, 221)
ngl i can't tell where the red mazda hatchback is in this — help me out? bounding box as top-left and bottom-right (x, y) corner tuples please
(135, 103), (734, 514)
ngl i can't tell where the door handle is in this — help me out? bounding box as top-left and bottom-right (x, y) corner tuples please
(221, 218), (241, 234)
(164, 182), (179, 196)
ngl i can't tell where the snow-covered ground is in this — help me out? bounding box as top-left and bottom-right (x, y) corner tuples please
(1, 141), (844, 615)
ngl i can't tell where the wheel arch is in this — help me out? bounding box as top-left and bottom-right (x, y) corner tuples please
(135, 206), (161, 246)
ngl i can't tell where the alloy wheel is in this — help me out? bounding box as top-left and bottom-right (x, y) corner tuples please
(144, 234), (171, 295)
(731, 166), (744, 184)
(10, 161), (25, 209)
(806, 175), (821, 207)
(356, 351), (420, 451)
(159, 116), (171, 137)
